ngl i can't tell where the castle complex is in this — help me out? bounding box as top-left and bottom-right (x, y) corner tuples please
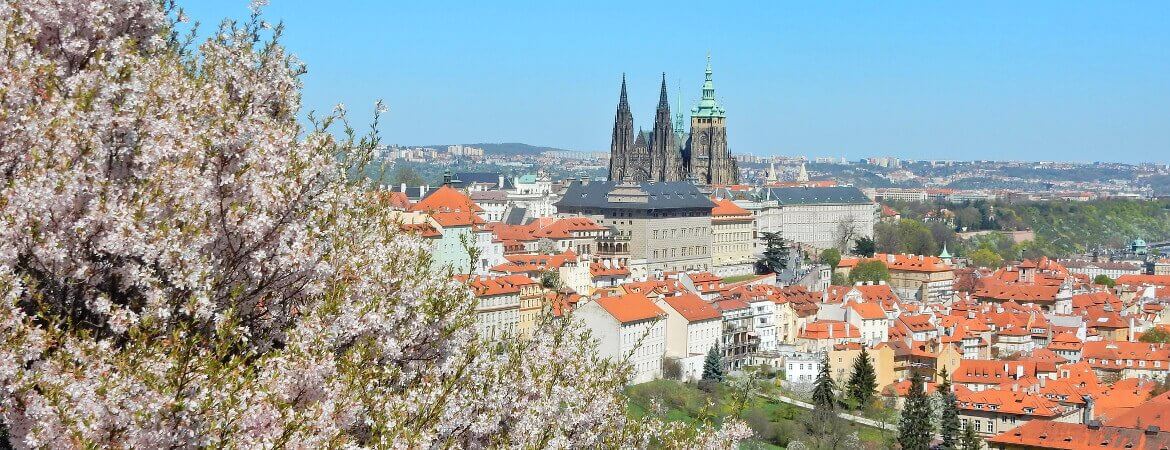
(607, 57), (739, 186)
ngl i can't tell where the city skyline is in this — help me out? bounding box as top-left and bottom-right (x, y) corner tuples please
(182, 1), (1169, 163)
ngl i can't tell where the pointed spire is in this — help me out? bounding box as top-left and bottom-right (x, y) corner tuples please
(705, 52), (713, 82)
(658, 73), (670, 109)
(619, 73), (629, 108)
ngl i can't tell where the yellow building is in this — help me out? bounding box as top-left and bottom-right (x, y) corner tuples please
(710, 198), (756, 277)
(828, 342), (897, 394)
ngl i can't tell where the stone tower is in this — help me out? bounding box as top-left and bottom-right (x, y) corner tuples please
(689, 56), (738, 185)
(607, 75), (635, 181)
(650, 74), (685, 181)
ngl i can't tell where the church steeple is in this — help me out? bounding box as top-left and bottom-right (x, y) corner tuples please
(650, 73), (684, 181)
(692, 53), (726, 118)
(608, 74), (635, 181)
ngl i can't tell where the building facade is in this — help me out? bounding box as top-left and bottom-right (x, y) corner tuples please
(711, 198), (756, 277)
(755, 186), (878, 252)
(555, 180), (715, 273)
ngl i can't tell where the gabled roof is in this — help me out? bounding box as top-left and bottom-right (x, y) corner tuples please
(661, 293), (722, 322)
(711, 197), (752, 217)
(595, 293), (665, 323)
(409, 185), (483, 213)
(848, 301), (887, 320)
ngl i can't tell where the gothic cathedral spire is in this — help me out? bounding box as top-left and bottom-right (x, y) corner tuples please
(608, 74), (635, 181)
(650, 74), (684, 181)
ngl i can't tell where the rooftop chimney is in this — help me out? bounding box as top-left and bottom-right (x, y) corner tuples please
(1082, 395), (1095, 424)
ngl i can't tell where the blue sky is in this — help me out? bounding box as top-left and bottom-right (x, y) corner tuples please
(182, 1), (1169, 163)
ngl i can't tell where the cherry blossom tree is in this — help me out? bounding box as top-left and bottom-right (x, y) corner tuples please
(0, 0), (749, 447)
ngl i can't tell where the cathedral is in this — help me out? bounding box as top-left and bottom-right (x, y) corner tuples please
(607, 57), (739, 185)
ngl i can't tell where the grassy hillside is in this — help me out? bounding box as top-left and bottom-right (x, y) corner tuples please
(625, 380), (891, 449)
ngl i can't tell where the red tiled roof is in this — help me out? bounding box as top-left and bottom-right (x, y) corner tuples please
(409, 185), (483, 213)
(848, 301), (886, 320)
(1116, 274), (1170, 287)
(711, 198), (752, 218)
(662, 293), (722, 322)
(595, 293), (665, 323)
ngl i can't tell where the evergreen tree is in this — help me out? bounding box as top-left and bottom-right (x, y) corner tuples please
(937, 366), (951, 393)
(960, 421), (980, 450)
(853, 236), (877, 257)
(898, 372), (934, 450)
(701, 346), (725, 382)
(846, 347), (878, 408)
(939, 389), (961, 449)
(757, 231), (790, 274)
(811, 354), (836, 410)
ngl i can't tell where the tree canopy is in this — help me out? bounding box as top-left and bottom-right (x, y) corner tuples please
(848, 261), (891, 284)
(0, 2), (748, 447)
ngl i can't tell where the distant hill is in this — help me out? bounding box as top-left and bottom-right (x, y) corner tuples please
(417, 142), (576, 156)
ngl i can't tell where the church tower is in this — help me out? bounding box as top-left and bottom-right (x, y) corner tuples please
(607, 75), (635, 181)
(649, 74), (684, 181)
(689, 56), (738, 185)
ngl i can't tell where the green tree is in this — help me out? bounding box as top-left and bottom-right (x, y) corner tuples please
(896, 219), (938, 255)
(937, 366), (951, 393)
(938, 372), (961, 450)
(830, 272), (847, 286)
(1140, 327), (1170, 343)
(820, 248), (842, 269)
(898, 372), (934, 450)
(811, 355), (837, 411)
(1093, 274), (1116, 287)
(853, 236), (877, 257)
(846, 347), (878, 408)
(757, 231), (790, 274)
(390, 165), (426, 187)
(849, 260), (891, 284)
(968, 247), (1004, 269)
(960, 421), (981, 450)
(701, 346), (725, 382)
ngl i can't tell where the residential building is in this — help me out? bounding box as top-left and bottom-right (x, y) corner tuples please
(464, 274), (538, 340)
(785, 352), (822, 384)
(575, 292), (667, 384)
(710, 198), (756, 277)
(656, 293), (723, 381)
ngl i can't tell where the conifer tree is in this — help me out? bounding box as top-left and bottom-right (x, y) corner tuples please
(811, 354), (837, 410)
(961, 421), (981, 450)
(701, 346), (726, 382)
(847, 347), (878, 408)
(938, 366), (951, 392)
(898, 372), (934, 450)
(757, 231), (790, 274)
(939, 386), (961, 449)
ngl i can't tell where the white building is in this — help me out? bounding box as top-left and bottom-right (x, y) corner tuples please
(465, 275), (536, 340)
(657, 293), (723, 381)
(755, 187), (878, 252)
(785, 352), (822, 384)
(845, 301), (890, 347)
(748, 297), (778, 352)
(575, 293), (667, 384)
(508, 173), (558, 219)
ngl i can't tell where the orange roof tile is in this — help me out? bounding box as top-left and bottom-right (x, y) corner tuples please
(595, 293), (666, 323)
(661, 293), (722, 322)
